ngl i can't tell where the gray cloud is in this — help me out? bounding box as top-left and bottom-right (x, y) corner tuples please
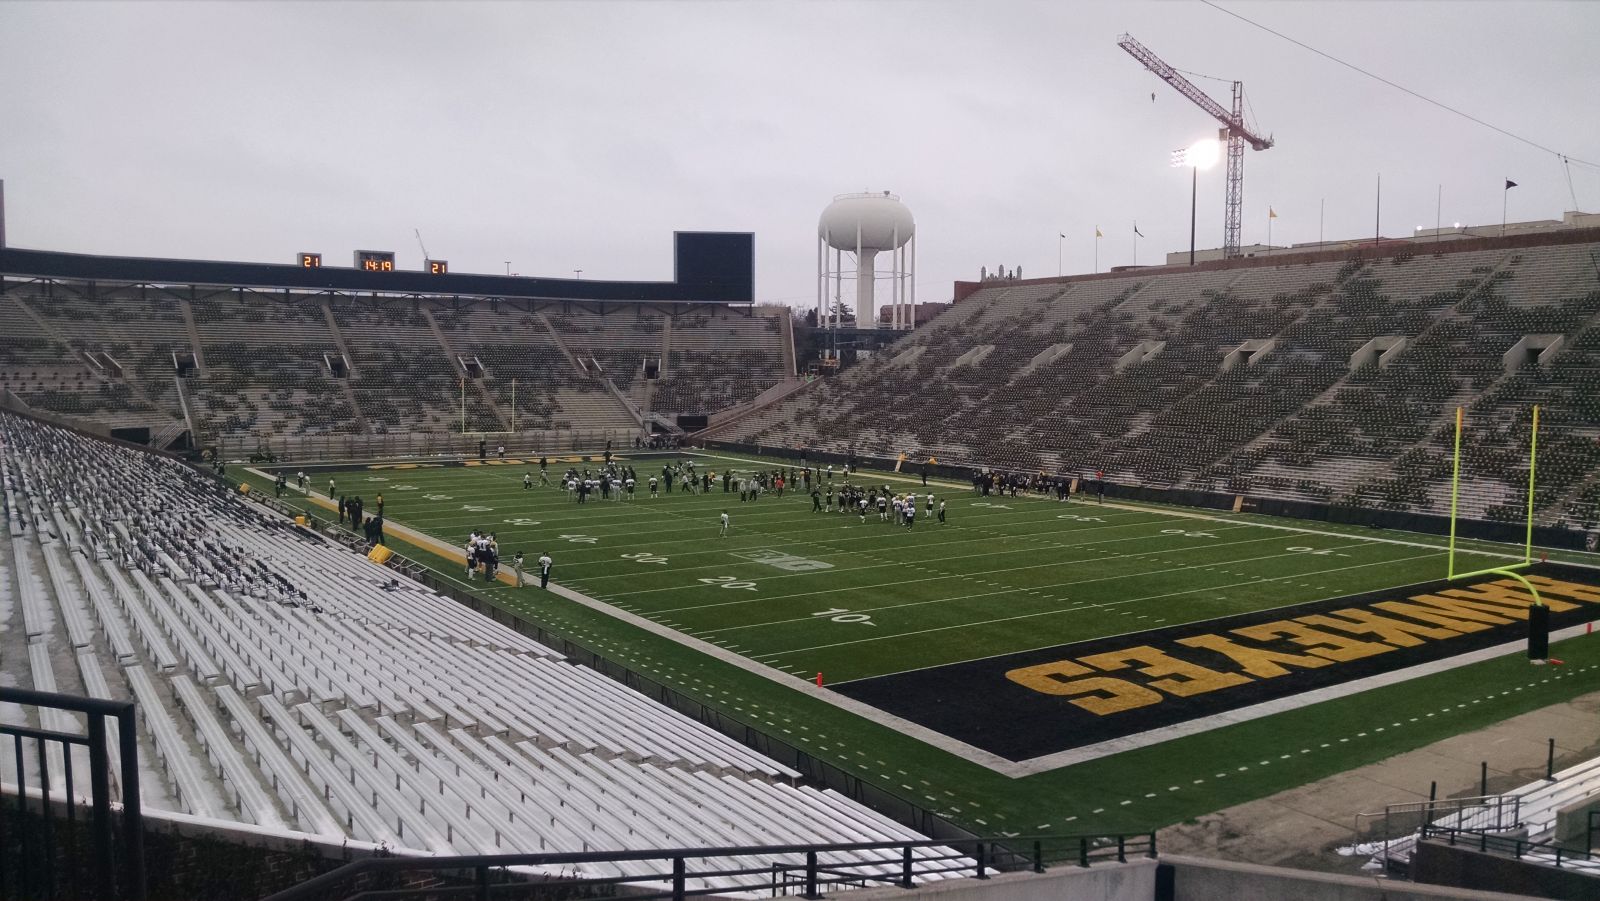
(2, 0), (1596, 305)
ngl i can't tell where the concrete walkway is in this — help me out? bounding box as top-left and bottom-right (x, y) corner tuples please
(1158, 689), (1600, 873)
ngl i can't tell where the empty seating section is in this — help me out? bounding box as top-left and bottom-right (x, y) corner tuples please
(0, 293), (162, 425)
(434, 309), (637, 431)
(723, 241), (1600, 527)
(546, 312), (665, 389)
(190, 291), (359, 437)
(331, 302), (500, 433)
(654, 312), (788, 413)
(0, 412), (955, 880)
(0, 281), (790, 442)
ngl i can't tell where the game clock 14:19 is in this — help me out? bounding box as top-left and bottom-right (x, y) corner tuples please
(354, 250), (395, 272)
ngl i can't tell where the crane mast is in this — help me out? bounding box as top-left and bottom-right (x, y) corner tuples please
(1117, 33), (1273, 260)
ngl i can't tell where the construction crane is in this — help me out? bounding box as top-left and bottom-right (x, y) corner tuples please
(1117, 33), (1273, 260)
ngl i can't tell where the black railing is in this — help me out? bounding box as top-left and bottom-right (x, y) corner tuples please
(1422, 824), (1599, 869)
(0, 686), (146, 901)
(262, 833), (1156, 901)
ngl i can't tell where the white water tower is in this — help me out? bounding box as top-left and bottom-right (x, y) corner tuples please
(818, 191), (917, 333)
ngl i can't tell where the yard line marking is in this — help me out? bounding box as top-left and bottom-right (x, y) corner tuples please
(694, 538), (1392, 635)
(660, 532), (1361, 619)
(767, 547), (1444, 660)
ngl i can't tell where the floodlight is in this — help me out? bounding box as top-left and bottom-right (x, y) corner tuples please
(1184, 138), (1220, 170)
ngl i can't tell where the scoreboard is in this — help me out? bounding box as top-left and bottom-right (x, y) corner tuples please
(296, 251), (448, 274)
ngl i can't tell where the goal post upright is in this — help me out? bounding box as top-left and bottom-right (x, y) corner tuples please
(1446, 405), (1549, 660)
(1524, 404), (1540, 565)
(1448, 407), (1463, 580)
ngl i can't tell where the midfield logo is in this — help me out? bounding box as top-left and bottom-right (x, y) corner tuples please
(733, 550), (834, 571)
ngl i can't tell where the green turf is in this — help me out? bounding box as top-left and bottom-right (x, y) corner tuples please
(298, 452), (1530, 684)
(237, 453), (1600, 838)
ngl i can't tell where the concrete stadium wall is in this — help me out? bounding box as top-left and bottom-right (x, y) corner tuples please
(1165, 854), (1554, 901)
(851, 860), (1159, 901)
(1410, 841), (1600, 900)
(847, 856), (1562, 901)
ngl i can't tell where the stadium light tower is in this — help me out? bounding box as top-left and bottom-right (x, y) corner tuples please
(818, 192), (917, 356)
(1119, 33), (1273, 259)
(1172, 138), (1221, 266)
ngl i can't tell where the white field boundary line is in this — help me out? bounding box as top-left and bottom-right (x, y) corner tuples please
(698, 537), (1392, 636)
(1011, 621), (1600, 774)
(534, 580), (1028, 776)
(767, 546), (1443, 659)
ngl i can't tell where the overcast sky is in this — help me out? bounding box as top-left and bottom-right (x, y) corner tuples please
(2, 0), (1597, 308)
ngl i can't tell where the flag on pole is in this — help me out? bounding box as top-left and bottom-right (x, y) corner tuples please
(1269, 207), (1278, 219)
(1095, 226), (1103, 238)
(1133, 222), (1145, 237)
(1505, 179), (1518, 190)
(1058, 233), (1066, 239)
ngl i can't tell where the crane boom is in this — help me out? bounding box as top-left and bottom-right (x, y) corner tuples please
(1117, 33), (1273, 259)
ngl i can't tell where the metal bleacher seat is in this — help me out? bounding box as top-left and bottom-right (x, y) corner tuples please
(169, 675), (286, 830)
(124, 665), (220, 819)
(1, 409), (964, 872)
(99, 562), (181, 671)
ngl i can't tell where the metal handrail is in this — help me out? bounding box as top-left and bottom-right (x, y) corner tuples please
(262, 832), (1157, 901)
(0, 686), (146, 901)
(1422, 824), (1600, 868)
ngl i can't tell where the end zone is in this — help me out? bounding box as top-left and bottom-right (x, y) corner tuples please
(833, 565), (1600, 770)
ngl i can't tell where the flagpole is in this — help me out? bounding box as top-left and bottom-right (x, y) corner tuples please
(1267, 208), (1272, 249)
(1094, 229), (1099, 274)
(1374, 174), (1382, 246)
(1133, 222), (1138, 266)
(1436, 184), (1442, 242)
(1057, 234), (1063, 277)
(1502, 178), (1509, 236)
(1319, 198), (1325, 249)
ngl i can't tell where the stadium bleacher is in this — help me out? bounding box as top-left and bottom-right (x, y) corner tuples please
(0, 287), (791, 448)
(0, 411), (962, 886)
(721, 238), (1600, 527)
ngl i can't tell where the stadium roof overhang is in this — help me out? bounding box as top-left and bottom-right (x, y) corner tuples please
(0, 231), (754, 305)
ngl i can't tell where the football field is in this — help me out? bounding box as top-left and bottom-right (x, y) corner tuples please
(305, 451), (1590, 698)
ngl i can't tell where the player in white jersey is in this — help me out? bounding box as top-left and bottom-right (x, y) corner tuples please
(719, 510), (730, 538)
(904, 502), (916, 529)
(566, 477), (578, 501)
(858, 496), (868, 523)
(625, 476), (636, 500)
(649, 476), (659, 498)
(523, 472), (532, 490)
(926, 493), (935, 515)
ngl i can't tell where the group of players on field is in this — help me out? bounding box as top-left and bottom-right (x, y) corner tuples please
(813, 482), (945, 527)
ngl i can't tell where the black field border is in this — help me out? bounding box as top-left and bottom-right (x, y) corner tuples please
(833, 564), (1600, 762)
